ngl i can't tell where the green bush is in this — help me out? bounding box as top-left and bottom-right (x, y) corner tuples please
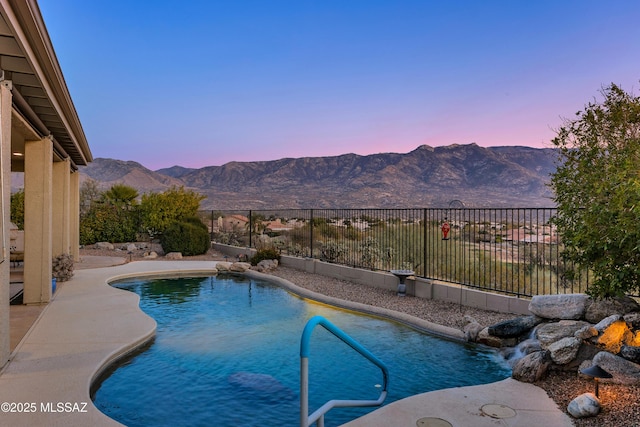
(80, 203), (138, 245)
(10, 189), (25, 230)
(182, 216), (208, 231)
(139, 186), (206, 238)
(160, 221), (210, 256)
(250, 248), (281, 266)
(551, 84), (640, 298)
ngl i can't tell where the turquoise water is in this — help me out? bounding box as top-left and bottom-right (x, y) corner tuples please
(93, 275), (510, 426)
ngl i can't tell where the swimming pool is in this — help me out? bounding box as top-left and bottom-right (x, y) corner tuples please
(93, 274), (510, 426)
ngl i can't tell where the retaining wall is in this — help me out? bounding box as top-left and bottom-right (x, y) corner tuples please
(212, 243), (530, 315)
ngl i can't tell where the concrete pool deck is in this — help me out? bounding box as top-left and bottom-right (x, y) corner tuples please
(0, 258), (574, 427)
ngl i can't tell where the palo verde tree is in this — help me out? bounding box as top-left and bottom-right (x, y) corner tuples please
(550, 83), (640, 298)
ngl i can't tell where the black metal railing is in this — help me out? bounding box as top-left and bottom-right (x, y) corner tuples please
(200, 208), (590, 297)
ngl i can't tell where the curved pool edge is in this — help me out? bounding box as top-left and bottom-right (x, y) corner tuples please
(0, 260), (218, 427)
(244, 270), (466, 342)
(1, 261), (569, 427)
(241, 272), (572, 427)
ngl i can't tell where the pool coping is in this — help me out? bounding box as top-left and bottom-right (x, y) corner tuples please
(244, 270), (466, 342)
(0, 261), (573, 427)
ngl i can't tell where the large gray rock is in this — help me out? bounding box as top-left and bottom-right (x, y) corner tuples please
(620, 345), (640, 364)
(230, 262), (251, 272)
(94, 242), (114, 250)
(511, 350), (551, 382)
(165, 252), (183, 260)
(592, 351), (640, 385)
(529, 294), (589, 320)
(216, 261), (231, 271)
(254, 259), (278, 272)
(624, 312), (640, 329)
(574, 325), (598, 340)
(593, 314), (622, 333)
(536, 320), (590, 347)
(488, 315), (543, 338)
(548, 337), (581, 365)
(594, 319), (632, 354)
(585, 296), (640, 323)
(567, 393), (600, 418)
(463, 321), (484, 342)
(560, 342), (601, 371)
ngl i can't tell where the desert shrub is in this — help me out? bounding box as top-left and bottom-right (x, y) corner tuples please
(250, 248), (281, 266)
(360, 236), (380, 269)
(161, 221), (210, 256)
(320, 241), (345, 263)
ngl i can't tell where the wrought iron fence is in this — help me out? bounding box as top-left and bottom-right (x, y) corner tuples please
(200, 208), (590, 297)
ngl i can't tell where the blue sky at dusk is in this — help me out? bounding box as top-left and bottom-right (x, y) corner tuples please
(39, 0), (639, 170)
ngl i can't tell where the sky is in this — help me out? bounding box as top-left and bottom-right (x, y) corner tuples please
(38, 0), (640, 170)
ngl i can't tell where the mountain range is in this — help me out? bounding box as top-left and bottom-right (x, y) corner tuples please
(77, 144), (558, 210)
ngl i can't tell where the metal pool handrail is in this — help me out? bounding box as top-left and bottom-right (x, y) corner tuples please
(300, 315), (389, 427)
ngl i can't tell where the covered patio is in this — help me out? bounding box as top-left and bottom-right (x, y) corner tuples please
(0, 0), (92, 367)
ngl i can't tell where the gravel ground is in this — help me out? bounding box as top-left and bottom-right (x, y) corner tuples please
(79, 247), (640, 426)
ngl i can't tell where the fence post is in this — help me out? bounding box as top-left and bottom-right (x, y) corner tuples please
(423, 208), (427, 278)
(310, 209), (314, 259)
(210, 210), (214, 240)
(249, 210), (253, 248)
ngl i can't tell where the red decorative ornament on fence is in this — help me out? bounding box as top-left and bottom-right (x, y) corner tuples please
(441, 221), (450, 240)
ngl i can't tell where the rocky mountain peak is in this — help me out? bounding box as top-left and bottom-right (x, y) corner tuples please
(76, 144), (557, 210)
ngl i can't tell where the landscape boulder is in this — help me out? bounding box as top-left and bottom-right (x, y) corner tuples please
(593, 314), (622, 333)
(574, 325), (598, 340)
(592, 351), (640, 385)
(254, 259), (279, 273)
(511, 350), (551, 383)
(462, 316), (484, 342)
(94, 242), (114, 250)
(216, 262), (231, 271)
(596, 319), (633, 353)
(528, 294), (589, 320)
(230, 262), (251, 272)
(620, 345), (640, 364)
(143, 251), (158, 259)
(567, 393), (600, 418)
(548, 337), (581, 365)
(536, 320), (590, 347)
(488, 315), (542, 338)
(624, 312), (640, 329)
(165, 252), (183, 260)
(584, 296), (640, 324)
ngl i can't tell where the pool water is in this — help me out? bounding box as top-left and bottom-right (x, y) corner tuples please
(93, 275), (510, 427)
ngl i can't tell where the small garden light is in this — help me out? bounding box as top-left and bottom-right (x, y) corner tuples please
(580, 364), (612, 397)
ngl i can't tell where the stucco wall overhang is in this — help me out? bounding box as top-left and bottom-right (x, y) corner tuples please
(0, 0), (92, 169)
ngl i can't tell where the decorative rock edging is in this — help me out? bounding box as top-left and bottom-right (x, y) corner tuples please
(466, 293), (640, 419)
